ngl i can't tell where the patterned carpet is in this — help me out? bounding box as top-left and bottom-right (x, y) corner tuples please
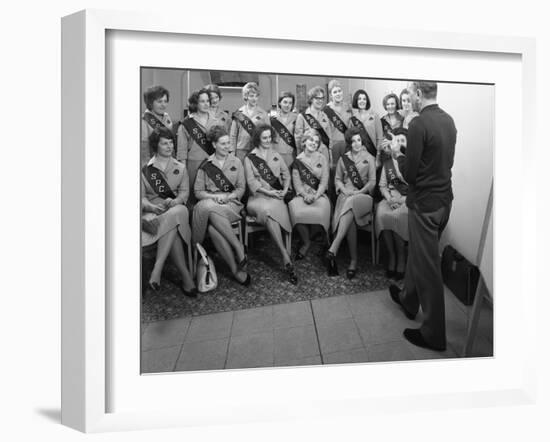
(142, 230), (394, 322)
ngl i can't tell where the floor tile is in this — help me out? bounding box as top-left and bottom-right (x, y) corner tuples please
(346, 290), (389, 318)
(323, 347), (369, 365)
(232, 306), (273, 337)
(470, 335), (493, 357)
(407, 341), (458, 360)
(141, 317), (191, 351)
(185, 311), (234, 343)
(226, 330), (274, 369)
(273, 301), (314, 329)
(275, 355), (322, 368)
(354, 310), (415, 346)
(273, 325), (319, 363)
(316, 318), (363, 355)
(175, 338), (229, 372)
(366, 341), (416, 363)
(141, 345), (181, 373)
(311, 296), (352, 324)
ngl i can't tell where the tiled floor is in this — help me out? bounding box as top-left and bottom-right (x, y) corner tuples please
(141, 287), (493, 373)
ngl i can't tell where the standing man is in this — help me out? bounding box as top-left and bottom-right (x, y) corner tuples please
(388, 81), (456, 351)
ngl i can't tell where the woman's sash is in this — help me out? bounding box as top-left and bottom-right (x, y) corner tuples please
(182, 117), (215, 155)
(232, 111), (256, 137)
(270, 117), (296, 150)
(200, 161), (236, 193)
(341, 155), (365, 190)
(383, 158), (408, 196)
(350, 116), (377, 157)
(142, 112), (170, 132)
(302, 112), (330, 147)
(142, 165), (177, 199)
(247, 153), (283, 190)
(323, 106), (348, 135)
(293, 159), (320, 190)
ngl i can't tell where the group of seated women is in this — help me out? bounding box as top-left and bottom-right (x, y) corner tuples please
(141, 80), (415, 296)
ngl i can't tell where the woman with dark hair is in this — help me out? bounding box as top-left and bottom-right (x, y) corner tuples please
(141, 127), (196, 297)
(288, 130), (331, 260)
(193, 126), (250, 285)
(398, 88), (419, 130)
(294, 86), (331, 160)
(325, 127), (376, 279)
(230, 82), (270, 162)
(375, 128), (409, 280)
(205, 84), (231, 132)
(141, 85), (174, 166)
(271, 91), (298, 167)
(324, 79), (353, 168)
(177, 88), (221, 189)
(244, 124), (297, 285)
(380, 93), (404, 139)
(350, 89), (384, 158)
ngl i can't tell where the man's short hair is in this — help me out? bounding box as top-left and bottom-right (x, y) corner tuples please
(410, 81), (437, 100)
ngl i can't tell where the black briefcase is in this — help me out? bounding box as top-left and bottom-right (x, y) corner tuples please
(441, 245), (480, 306)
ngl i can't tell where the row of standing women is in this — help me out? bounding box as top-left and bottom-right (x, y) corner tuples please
(141, 81), (415, 296)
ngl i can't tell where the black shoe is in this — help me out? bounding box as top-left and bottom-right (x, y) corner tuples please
(385, 269), (396, 278)
(325, 251), (338, 276)
(148, 281), (160, 293)
(403, 328), (446, 352)
(346, 268), (357, 280)
(285, 263), (298, 285)
(395, 271), (405, 281)
(389, 284), (416, 320)
(182, 285), (198, 298)
(294, 251), (305, 261)
(236, 273), (251, 287)
(237, 255), (248, 273)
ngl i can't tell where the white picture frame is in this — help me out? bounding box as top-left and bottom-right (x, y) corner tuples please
(61, 9), (536, 433)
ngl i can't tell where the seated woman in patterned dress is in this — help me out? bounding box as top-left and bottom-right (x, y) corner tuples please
(193, 126), (250, 286)
(141, 127), (197, 297)
(375, 128), (409, 280)
(244, 124), (298, 285)
(288, 130), (331, 260)
(325, 127), (376, 279)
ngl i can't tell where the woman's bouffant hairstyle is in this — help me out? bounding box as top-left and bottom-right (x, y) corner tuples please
(344, 126), (363, 147)
(148, 127), (175, 153)
(204, 84), (223, 100)
(301, 128), (320, 150)
(351, 89), (372, 110)
(277, 91), (296, 109)
(306, 86), (326, 105)
(328, 79), (343, 95)
(188, 88), (210, 113)
(251, 123), (277, 148)
(382, 93), (400, 111)
(143, 85), (170, 111)
(242, 82), (260, 101)
(207, 125), (229, 144)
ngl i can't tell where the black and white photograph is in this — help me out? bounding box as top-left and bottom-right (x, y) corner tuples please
(140, 68), (494, 373)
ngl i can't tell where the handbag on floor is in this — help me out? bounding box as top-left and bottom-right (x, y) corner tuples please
(441, 245), (480, 305)
(195, 243), (218, 293)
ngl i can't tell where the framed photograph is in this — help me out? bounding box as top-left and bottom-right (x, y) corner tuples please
(61, 9), (536, 433)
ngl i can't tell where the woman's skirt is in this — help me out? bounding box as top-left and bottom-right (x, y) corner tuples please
(374, 199), (409, 241)
(141, 204), (191, 247)
(192, 198), (243, 244)
(288, 194), (331, 233)
(246, 194), (292, 233)
(332, 193), (373, 232)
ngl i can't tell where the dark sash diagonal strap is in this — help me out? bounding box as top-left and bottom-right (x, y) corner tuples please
(142, 165), (177, 199)
(247, 153), (283, 190)
(292, 159), (320, 191)
(200, 161), (236, 193)
(270, 117), (296, 150)
(323, 106), (348, 135)
(350, 116), (377, 157)
(341, 155), (365, 190)
(182, 118), (215, 156)
(302, 112), (330, 148)
(233, 111), (256, 137)
(142, 112), (169, 132)
(383, 158), (408, 196)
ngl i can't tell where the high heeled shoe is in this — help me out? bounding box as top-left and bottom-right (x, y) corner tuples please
(236, 273), (251, 287)
(346, 268), (357, 280)
(237, 255), (248, 273)
(285, 263), (298, 285)
(181, 285), (198, 298)
(325, 251), (338, 276)
(148, 281), (160, 292)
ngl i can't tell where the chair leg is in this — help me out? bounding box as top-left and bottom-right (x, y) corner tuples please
(188, 242), (194, 276)
(371, 227), (376, 264)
